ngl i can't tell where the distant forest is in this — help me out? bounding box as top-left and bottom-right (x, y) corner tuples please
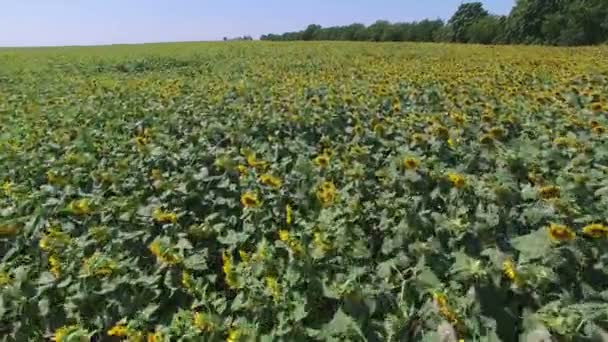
(260, 0), (608, 46)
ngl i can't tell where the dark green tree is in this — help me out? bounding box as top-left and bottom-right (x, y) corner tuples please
(302, 24), (322, 41)
(448, 2), (489, 42)
(466, 15), (505, 44)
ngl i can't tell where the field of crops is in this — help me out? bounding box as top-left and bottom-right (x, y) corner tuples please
(1, 42), (608, 341)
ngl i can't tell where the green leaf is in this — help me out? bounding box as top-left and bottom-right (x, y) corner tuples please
(511, 228), (551, 262)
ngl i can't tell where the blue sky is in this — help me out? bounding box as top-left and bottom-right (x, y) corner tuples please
(0, 0), (514, 46)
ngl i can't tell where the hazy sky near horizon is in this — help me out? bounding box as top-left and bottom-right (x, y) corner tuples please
(0, 0), (515, 47)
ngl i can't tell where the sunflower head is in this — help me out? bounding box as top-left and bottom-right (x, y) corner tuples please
(313, 154), (331, 168)
(259, 174), (282, 188)
(403, 157), (420, 170)
(539, 185), (560, 199)
(582, 223), (608, 239)
(240, 192), (261, 208)
(447, 173), (466, 189)
(548, 223), (576, 243)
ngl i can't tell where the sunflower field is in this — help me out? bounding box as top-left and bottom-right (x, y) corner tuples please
(1, 42), (608, 341)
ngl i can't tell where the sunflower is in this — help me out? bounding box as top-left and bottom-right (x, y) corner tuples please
(479, 134), (494, 145)
(193, 312), (216, 332)
(316, 181), (337, 207)
(538, 185), (560, 199)
(403, 157), (420, 170)
(313, 154), (330, 168)
(152, 208), (177, 224)
(52, 325), (81, 342)
(592, 126), (606, 135)
(547, 223), (576, 242)
(0, 223), (20, 237)
(590, 102), (603, 112)
(226, 329), (242, 342)
(582, 223), (608, 238)
(148, 240), (181, 265)
(108, 323), (129, 337)
(489, 126), (506, 139)
(286, 204), (293, 225)
(222, 251), (239, 289)
(49, 255), (61, 278)
(265, 276), (281, 300)
(68, 198), (92, 216)
(502, 259), (523, 286)
(447, 173), (466, 188)
(240, 192), (261, 208)
(259, 174), (282, 188)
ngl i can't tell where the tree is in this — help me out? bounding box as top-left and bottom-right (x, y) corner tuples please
(302, 24), (322, 41)
(505, 0), (562, 44)
(448, 2), (489, 42)
(367, 20), (391, 41)
(466, 15), (505, 44)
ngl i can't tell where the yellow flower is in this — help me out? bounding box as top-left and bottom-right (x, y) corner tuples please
(489, 127), (506, 139)
(447, 173), (466, 188)
(313, 232), (332, 252)
(47, 171), (65, 185)
(278, 230), (303, 255)
(246, 153), (267, 169)
(82, 252), (117, 277)
(108, 323), (129, 337)
(259, 174), (282, 188)
(148, 240), (181, 265)
(135, 133), (150, 148)
(39, 227), (71, 252)
(553, 137), (576, 148)
(582, 223), (608, 238)
(193, 312), (216, 332)
(479, 134), (494, 145)
(68, 198), (92, 216)
(0, 271), (10, 286)
(313, 154), (331, 168)
(49, 255), (61, 278)
(447, 138), (456, 148)
(286, 204), (293, 225)
(240, 192), (261, 208)
(182, 271), (194, 291)
(548, 223), (576, 243)
(539, 186), (560, 199)
(265, 276), (281, 300)
(0, 223), (20, 237)
(239, 250), (250, 263)
(316, 181), (337, 207)
(1, 181), (12, 196)
(433, 292), (458, 324)
(502, 259), (523, 286)
(278, 230), (290, 242)
(412, 133), (427, 145)
(152, 208), (177, 224)
(592, 126), (606, 135)
(590, 102), (603, 112)
(147, 331), (163, 342)
(226, 329), (242, 342)
(237, 164), (248, 176)
(52, 325), (80, 342)
(434, 125), (449, 139)
(222, 251), (239, 289)
(403, 157), (420, 170)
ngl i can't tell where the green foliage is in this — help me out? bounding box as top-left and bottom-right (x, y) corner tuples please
(448, 2), (490, 43)
(260, 0), (607, 46)
(466, 16), (505, 44)
(1, 41), (608, 341)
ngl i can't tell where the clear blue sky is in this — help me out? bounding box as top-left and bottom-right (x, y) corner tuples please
(0, 0), (514, 47)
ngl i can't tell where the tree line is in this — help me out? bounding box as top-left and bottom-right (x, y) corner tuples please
(260, 0), (608, 46)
